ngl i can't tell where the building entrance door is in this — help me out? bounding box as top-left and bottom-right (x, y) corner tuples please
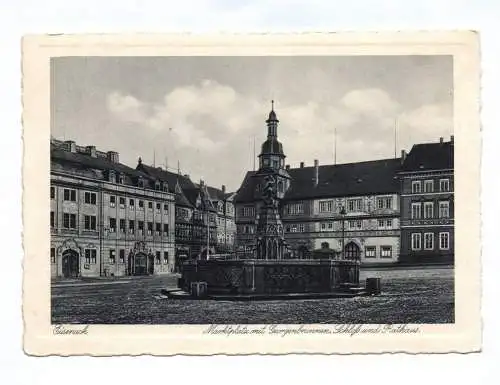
(133, 252), (148, 276)
(62, 249), (79, 278)
(344, 242), (361, 260)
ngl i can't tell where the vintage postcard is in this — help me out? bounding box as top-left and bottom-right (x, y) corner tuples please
(22, 32), (481, 355)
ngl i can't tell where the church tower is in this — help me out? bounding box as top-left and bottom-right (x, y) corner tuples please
(253, 101), (291, 260)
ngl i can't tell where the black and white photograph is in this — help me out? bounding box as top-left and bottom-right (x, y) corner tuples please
(49, 53), (456, 325)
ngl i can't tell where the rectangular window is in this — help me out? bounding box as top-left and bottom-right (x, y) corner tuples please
(155, 251), (161, 264)
(63, 188), (77, 202)
(109, 217), (116, 232)
(50, 186), (55, 199)
(129, 199), (135, 209)
(163, 223), (169, 234)
(109, 249), (116, 264)
(411, 202), (421, 219)
(376, 197), (393, 210)
(424, 180), (434, 193)
(50, 211), (55, 228)
(119, 219), (126, 233)
(439, 232), (450, 250)
(386, 219), (392, 228)
(377, 219), (385, 228)
(411, 181), (421, 194)
(84, 191), (97, 204)
(424, 202), (434, 219)
(439, 201), (450, 218)
(119, 197), (125, 208)
(380, 246), (392, 258)
(440, 179), (450, 192)
(63, 213), (77, 229)
(163, 203), (168, 211)
(163, 251), (169, 264)
(347, 199), (362, 212)
(411, 233), (422, 250)
(327, 222), (334, 230)
(84, 215), (97, 231)
(129, 220), (135, 234)
(156, 203), (161, 211)
(155, 222), (161, 235)
(50, 247), (56, 263)
(242, 206), (255, 217)
(320, 222), (326, 231)
(147, 222), (153, 235)
(348, 220), (362, 230)
(424, 233), (434, 250)
(119, 249), (125, 263)
(138, 221), (144, 235)
(85, 249), (97, 264)
(319, 200), (333, 212)
(138, 200), (144, 209)
(148, 202), (153, 210)
(286, 203), (304, 215)
(365, 246), (376, 258)
(298, 224), (305, 232)
(109, 195), (116, 207)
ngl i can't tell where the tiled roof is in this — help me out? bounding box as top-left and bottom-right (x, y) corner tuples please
(235, 158), (402, 203)
(400, 141), (454, 172)
(51, 145), (155, 188)
(137, 163), (196, 208)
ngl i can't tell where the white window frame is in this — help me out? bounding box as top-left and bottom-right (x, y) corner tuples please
(439, 179), (450, 192)
(411, 181), (421, 194)
(439, 201), (450, 218)
(411, 233), (422, 250)
(380, 246), (392, 258)
(424, 180), (434, 193)
(365, 246), (376, 258)
(424, 202), (434, 219)
(424, 232), (434, 250)
(63, 188), (77, 202)
(411, 202), (422, 219)
(319, 200), (333, 213)
(439, 232), (450, 250)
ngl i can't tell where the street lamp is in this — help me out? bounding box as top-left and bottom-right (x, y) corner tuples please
(340, 205), (346, 260)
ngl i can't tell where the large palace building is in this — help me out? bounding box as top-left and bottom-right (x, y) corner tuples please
(234, 105), (454, 265)
(51, 139), (237, 278)
(50, 139), (176, 278)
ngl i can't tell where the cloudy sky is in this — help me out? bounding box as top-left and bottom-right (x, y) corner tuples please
(51, 55), (453, 191)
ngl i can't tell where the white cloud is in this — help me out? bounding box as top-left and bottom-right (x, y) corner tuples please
(106, 81), (452, 190)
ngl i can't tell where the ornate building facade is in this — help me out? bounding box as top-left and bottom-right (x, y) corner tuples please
(235, 106), (401, 264)
(398, 137), (454, 263)
(50, 139), (176, 278)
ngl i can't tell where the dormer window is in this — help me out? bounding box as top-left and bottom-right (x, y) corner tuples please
(137, 178), (144, 188)
(108, 170), (116, 183)
(118, 174), (124, 184)
(155, 181), (161, 191)
(162, 182), (169, 192)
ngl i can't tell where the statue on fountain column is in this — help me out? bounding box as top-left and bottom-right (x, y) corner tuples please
(262, 174), (278, 207)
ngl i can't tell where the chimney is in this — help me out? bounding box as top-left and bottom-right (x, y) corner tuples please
(106, 151), (119, 163)
(401, 149), (407, 164)
(200, 179), (204, 187)
(314, 159), (319, 186)
(300, 162), (305, 168)
(64, 140), (76, 153)
(451, 135), (454, 144)
(285, 164), (290, 170)
(86, 145), (97, 157)
(222, 185), (226, 194)
(439, 137), (444, 144)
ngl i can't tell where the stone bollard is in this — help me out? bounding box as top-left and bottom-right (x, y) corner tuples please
(190, 282), (208, 298)
(366, 278), (381, 295)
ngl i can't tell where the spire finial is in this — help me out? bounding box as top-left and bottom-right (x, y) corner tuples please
(271, 99), (274, 111)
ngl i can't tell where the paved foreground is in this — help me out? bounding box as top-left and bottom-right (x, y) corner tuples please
(51, 267), (454, 324)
